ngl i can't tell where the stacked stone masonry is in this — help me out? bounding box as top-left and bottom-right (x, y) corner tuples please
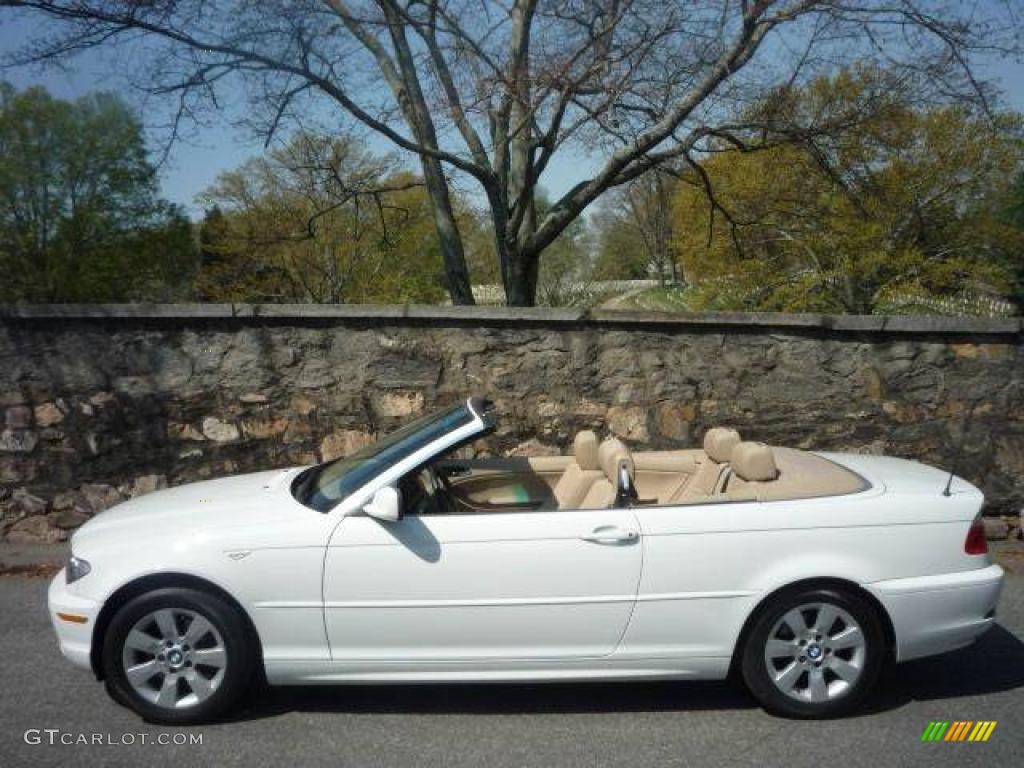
(1, 305), (1021, 541)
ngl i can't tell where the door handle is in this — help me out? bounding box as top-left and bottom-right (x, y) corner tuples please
(581, 525), (639, 544)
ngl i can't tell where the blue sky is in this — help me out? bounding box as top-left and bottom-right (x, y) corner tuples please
(2, 13), (1023, 220)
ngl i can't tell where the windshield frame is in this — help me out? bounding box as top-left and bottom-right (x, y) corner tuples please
(293, 397), (492, 513)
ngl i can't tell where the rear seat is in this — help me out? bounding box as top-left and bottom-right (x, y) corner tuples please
(674, 427), (740, 502)
(720, 441), (779, 500)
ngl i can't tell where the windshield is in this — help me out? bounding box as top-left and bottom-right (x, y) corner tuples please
(292, 402), (476, 512)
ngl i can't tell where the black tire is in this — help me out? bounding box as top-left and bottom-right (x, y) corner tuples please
(740, 586), (886, 719)
(102, 587), (257, 724)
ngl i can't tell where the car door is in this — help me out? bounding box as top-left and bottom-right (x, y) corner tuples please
(322, 506), (642, 661)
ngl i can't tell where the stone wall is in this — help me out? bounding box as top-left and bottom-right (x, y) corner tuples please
(1, 305), (1021, 541)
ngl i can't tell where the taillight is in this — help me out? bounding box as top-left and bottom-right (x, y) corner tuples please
(964, 517), (988, 555)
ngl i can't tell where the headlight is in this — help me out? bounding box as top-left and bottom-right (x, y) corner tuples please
(66, 556), (91, 584)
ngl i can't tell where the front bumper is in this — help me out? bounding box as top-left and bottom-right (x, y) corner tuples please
(47, 568), (101, 671)
(867, 564), (1005, 662)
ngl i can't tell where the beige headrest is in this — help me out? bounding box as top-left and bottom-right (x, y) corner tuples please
(574, 430), (600, 470)
(598, 437), (634, 480)
(732, 441), (778, 482)
(704, 427), (741, 463)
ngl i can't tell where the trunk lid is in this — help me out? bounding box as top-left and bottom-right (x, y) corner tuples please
(817, 452), (984, 508)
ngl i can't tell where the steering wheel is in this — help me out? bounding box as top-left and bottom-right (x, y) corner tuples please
(427, 465), (457, 514)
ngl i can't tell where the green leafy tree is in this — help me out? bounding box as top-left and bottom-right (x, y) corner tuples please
(671, 71), (1024, 314)
(1000, 173), (1024, 312)
(196, 204), (293, 302)
(0, 82), (197, 302)
(196, 131), (450, 304)
(5, 1), (1012, 305)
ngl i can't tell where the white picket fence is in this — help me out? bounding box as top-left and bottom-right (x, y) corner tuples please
(470, 277), (1017, 317)
(874, 292), (1016, 318)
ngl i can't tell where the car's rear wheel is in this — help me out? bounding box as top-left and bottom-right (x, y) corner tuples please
(740, 586), (886, 718)
(102, 587), (256, 724)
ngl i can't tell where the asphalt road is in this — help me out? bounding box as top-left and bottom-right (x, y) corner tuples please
(1, 548), (1022, 768)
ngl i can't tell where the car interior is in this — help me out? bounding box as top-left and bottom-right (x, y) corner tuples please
(400, 427), (870, 515)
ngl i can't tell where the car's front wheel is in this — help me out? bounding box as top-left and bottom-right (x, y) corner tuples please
(740, 586), (887, 718)
(102, 587), (257, 724)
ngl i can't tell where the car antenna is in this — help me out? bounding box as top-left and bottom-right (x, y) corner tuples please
(943, 398), (980, 497)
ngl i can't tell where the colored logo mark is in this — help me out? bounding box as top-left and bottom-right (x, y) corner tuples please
(921, 721), (997, 742)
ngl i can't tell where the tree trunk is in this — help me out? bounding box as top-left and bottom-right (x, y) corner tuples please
(503, 246), (539, 306)
(500, 0), (538, 307)
(419, 154), (474, 304)
(374, 4), (475, 306)
(490, 193), (539, 306)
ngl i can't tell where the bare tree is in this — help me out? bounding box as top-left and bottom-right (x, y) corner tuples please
(2, 1), (1017, 304)
(621, 169), (682, 284)
(201, 132), (429, 303)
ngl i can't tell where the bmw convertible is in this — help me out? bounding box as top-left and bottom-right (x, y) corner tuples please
(49, 397), (1004, 723)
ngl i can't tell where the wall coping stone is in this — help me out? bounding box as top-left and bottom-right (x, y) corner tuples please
(1, 303), (1021, 337)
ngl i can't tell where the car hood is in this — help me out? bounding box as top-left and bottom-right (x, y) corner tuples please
(71, 468), (303, 551)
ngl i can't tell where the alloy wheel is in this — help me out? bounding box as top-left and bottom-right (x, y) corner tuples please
(762, 602), (866, 703)
(121, 607), (228, 710)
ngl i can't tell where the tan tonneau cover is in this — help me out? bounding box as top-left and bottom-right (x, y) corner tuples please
(721, 447), (868, 502)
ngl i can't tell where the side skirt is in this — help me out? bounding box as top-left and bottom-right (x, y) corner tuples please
(263, 656), (731, 685)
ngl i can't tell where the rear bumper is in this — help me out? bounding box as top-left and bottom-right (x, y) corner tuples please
(866, 564), (1004, 662)
(47, 569), (101, 671)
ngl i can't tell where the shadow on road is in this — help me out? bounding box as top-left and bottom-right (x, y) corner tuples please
(235, 679), (755, 721)
(870, 624), (1024, 710)
(225, 622), (1024, 723)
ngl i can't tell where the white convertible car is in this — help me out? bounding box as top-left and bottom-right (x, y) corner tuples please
(49, 397), (1004, 723)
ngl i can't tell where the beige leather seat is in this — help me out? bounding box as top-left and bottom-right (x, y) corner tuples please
(721, 441), (779, 500)
(579, 437), (635, 509)
(731, 442), (778, 481)
(551, 430), (605, 509)
(676, 427), (740, 501)
(633, 450), (702, 503)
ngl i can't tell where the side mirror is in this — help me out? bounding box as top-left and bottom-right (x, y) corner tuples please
(363, 485), (402, 522)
